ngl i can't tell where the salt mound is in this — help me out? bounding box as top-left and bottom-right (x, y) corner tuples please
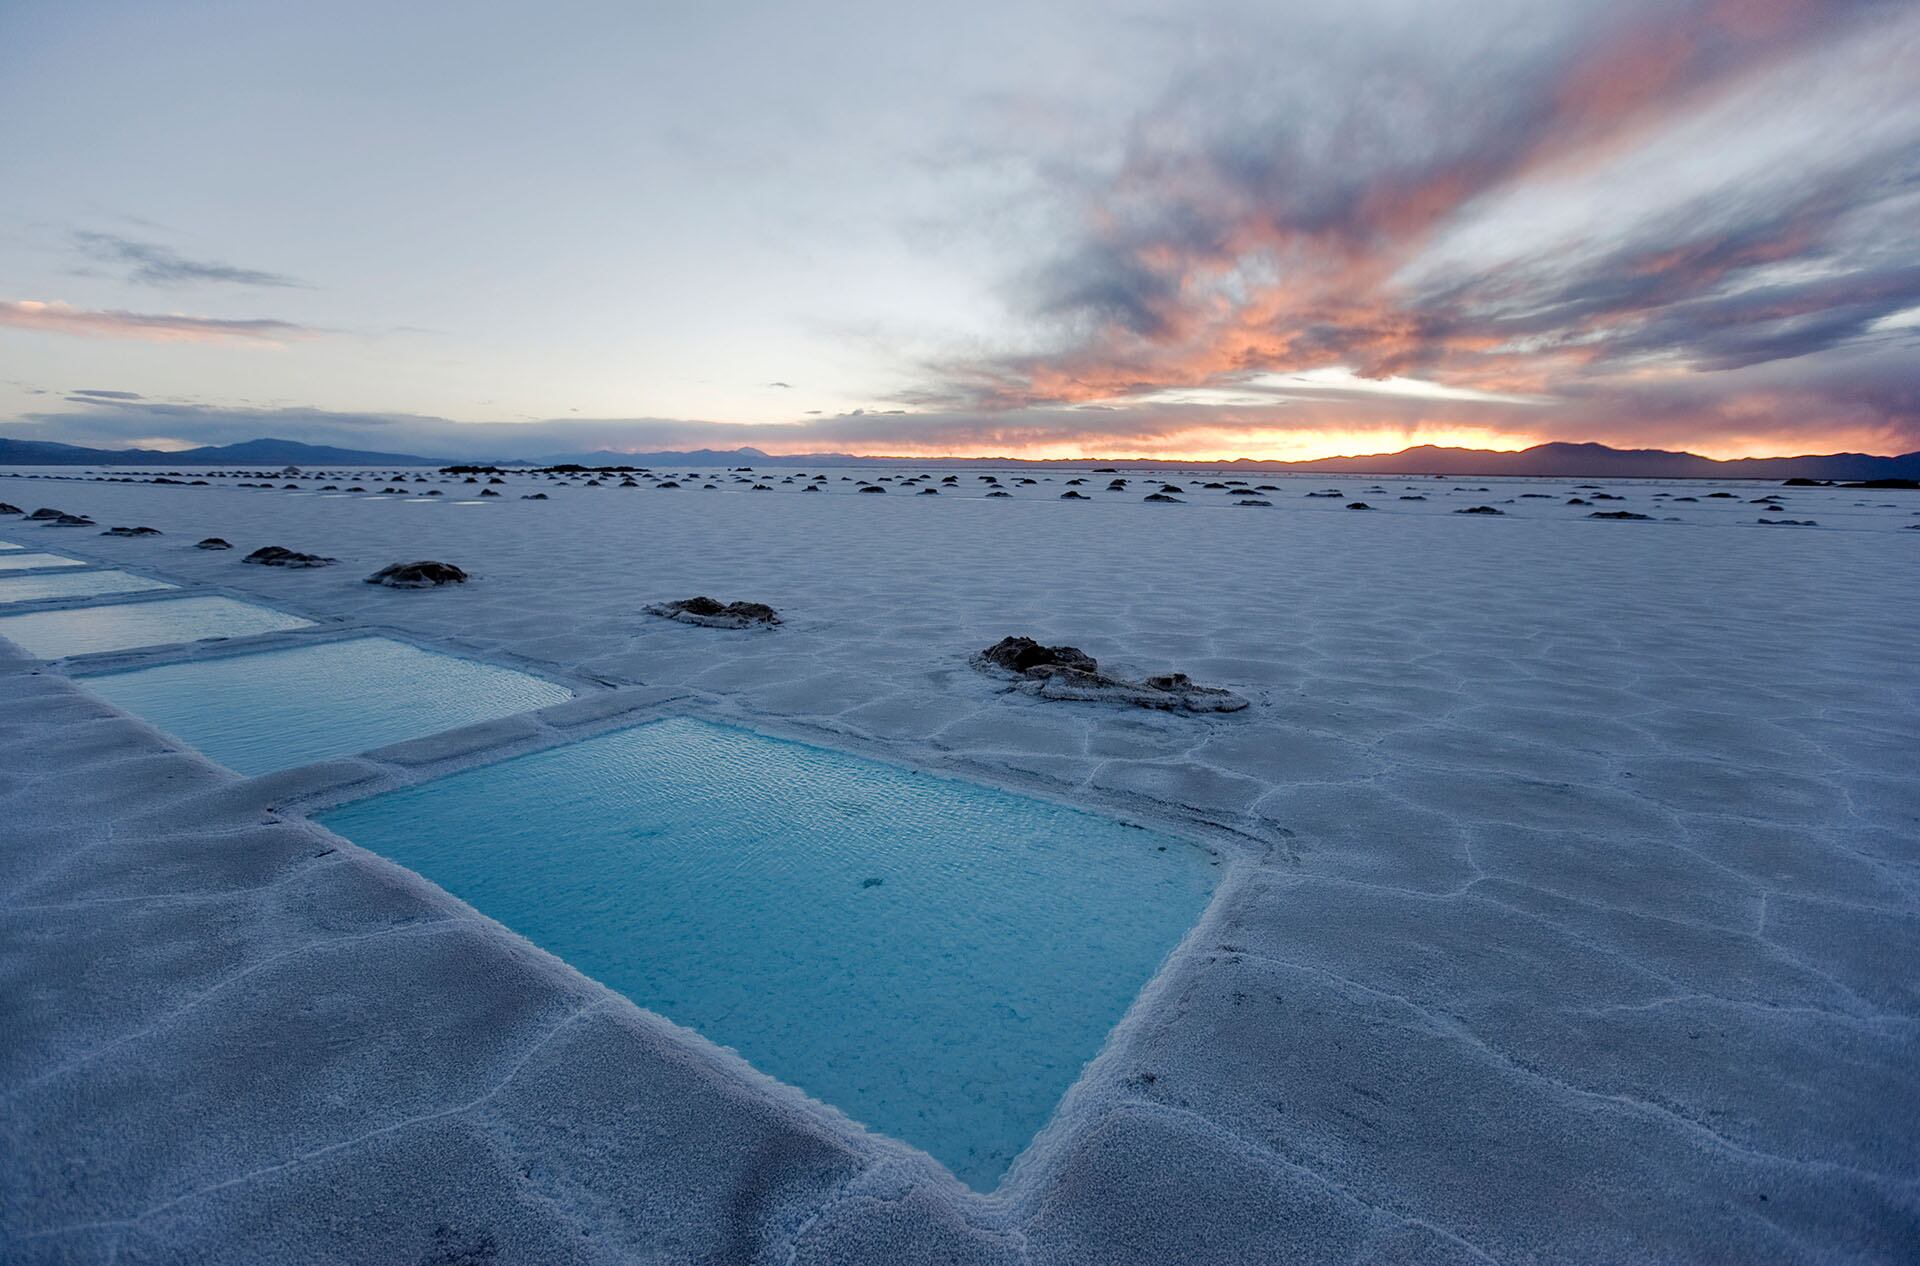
(975, 635), (1247, 713)
(646, 596), (781, 629)
(366, 560), (470, 588)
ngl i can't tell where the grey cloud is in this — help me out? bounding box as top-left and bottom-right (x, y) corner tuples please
(948, 0), (1916, 417)
(71, 230), (306, 289)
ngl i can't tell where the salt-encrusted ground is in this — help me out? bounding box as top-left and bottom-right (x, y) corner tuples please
(1, 466), (1916, 1264)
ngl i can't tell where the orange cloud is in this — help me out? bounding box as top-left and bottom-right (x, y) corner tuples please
(945, 0), (1913, 462)
(0, 300), (313, 345)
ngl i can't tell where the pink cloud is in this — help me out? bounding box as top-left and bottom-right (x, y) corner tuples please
(0, 300), (314, 345)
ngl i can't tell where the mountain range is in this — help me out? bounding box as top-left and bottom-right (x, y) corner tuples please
(0, 437), (451, 467)
(2, 436), (1917, 481)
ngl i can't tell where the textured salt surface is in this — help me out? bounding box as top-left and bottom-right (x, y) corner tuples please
(2, 468), (1916, 1263)
(0, 595), (312, 660)
(0, 568), (173, 604)
(319, 716), (1217, 1190)
(81, 636), (573, 775)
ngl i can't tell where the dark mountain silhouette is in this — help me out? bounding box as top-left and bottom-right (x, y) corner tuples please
(535, 440), (1920, 479)
(1267, 441), (1920, 480)
(0, 437), (446, 467)
(4, 435), (1917, 480)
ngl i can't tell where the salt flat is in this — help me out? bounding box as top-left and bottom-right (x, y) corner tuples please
(0, 466), (1915, 1264)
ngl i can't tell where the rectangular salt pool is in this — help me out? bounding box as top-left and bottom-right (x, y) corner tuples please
(82, 636), (573, 775)
(0, 569), (175, 605)
(318, 717), (1217, 1189)
(0, 595), (312, 659)
(0, 551), (86, 570)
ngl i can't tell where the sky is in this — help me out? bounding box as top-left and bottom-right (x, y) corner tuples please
(2, 0), (1917, 462)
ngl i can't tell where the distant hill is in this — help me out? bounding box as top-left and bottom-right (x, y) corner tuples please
(541, 440), (1920, 480)
(4, 435), (1917, 480)
(1271, 442), (1920, 480)
(0, 437), (446, 467)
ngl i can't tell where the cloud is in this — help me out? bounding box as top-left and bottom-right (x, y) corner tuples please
(924, 0), (1920, 453)
(69, 389), (144, 400)
(71, 231), (305, 289)
(0, 300), (316, 345)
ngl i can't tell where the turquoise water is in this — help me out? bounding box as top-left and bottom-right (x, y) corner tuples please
(0, 569), (175, 605)
(0, 551), (86, 570)
(0, 595), (311, 658)
(319, 717), (1217, 1189)
(83, 637), (572, 774)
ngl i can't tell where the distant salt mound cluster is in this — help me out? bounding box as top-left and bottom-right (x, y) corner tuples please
(976, 635), (1248, 713)
(365, 560), (469, 588)
(28, 507), (95, 526)
(646, 596), (781, 629)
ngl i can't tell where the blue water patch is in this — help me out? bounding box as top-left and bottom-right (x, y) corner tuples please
(0, 551), (87, 571)
(0, 569), (175, 605)
(318, 717), (1217, 1189)
(0, 595), (312, 659)
(82, 636), (572, 774)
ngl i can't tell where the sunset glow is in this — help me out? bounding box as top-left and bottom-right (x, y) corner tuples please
(2, 0), (1915, 461)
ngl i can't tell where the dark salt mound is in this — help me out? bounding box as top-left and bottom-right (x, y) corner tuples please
(102, 526), (162, 537)
(366, 560), (469, 588)
(1236, 499), (1273, 507)
(0, 503), (21, 515)
(859, 485), (886, 494)
(646, 596), (782, 629)
(1143, 493), (1184, 503)
(1758, 518), (1819, 527)
(1346, 502), (1372, 511)
(242, 545), (336, 568)
(1059, 490), (1089, 500)
(986, 490), (1011, 497)
(1455, 506), (1504, 515)
(196, 538), (233, 550)
(1589, 511), (1653, 521)
(28, 508), (65, 520)
(50, 514), (94, 526)
(522, 493), (548, 500)
(980, 636), (1097, 675)
(976, 636), (1247, 713)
